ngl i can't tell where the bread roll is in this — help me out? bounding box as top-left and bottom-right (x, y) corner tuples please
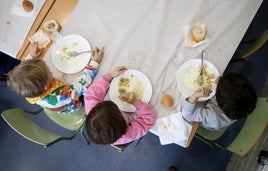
(29, 30), (51, 49)
(161, 94), (174, 108)
(191, 25), (207, 42)
(42, 20), (61, 35)
(22, 0), (34, 12)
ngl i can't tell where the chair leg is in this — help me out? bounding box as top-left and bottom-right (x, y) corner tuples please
(24, 108), (44, 115)
(194, 134), (226, 150)
(133, 137), (142, 146)
(80, 129), (90, 145)
(194, 134), (215, 149)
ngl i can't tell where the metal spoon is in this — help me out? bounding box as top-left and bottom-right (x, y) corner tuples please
(67, 50), (93, 57)
(197, 50), (205, 86)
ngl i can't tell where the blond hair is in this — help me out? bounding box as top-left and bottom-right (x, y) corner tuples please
(7, 58), (51, 98)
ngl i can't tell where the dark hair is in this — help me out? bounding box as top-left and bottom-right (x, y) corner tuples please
(215, 73), (257, 120)
(85, 101), (127, 144)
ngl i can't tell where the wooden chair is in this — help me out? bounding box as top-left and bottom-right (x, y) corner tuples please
(230, 29), (268, 63)
(1, 108), (84, 147)
(194, 98), (268, 156)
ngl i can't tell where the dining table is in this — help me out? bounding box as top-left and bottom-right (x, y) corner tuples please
(1, 0), (263, 147)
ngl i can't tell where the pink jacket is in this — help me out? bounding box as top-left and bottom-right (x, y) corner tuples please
(84, 74), (156, 145)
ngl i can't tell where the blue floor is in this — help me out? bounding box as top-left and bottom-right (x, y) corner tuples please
(1, 1), (268, 171)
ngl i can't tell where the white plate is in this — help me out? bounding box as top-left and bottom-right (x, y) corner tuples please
(176, 59), (219, 101)
(109, 69), (153, 112)
(52, 34), (91, 74)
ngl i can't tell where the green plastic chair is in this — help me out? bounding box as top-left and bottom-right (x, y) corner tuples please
(43, 106), (90, 145)
(111, 138), (143, 152)
(194, 126), (227, 149)
(231, 29), (268, 63)
(194, 98), (268, 156)
(1, 108), (83, 147)
(226, 98), (268, 156)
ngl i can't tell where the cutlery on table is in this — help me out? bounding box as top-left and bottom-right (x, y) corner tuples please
(67, 50), (93, 57)
(197, 50), (205, 86)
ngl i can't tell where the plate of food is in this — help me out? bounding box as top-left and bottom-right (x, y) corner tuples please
(52, 34), (91, 74)
(176, 59), (220, 101)
(109, 69), (153, 112)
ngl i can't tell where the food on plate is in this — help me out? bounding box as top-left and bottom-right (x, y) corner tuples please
(161, 94), (174, 108)
(191, 25), (207, 43)
(29, 30), (51, 49)
(59, 42), (81, 60)
(22, 0), (34, 12)
(184, 64), (215, 92)
(117, 74), (144, 100)
(42, 19), (61, 35)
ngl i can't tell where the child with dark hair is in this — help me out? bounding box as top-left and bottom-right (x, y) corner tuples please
(84, 66), (156, 145)
(7, 47), (104, 114)
(181, 72), (257, 130)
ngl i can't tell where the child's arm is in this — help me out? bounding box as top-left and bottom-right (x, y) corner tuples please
(187, 88), (212, 103)
(70, 47), (104, 98)
(181, 88), (212, 122)
(113, 93), (157, 145)
(84, 66), (127, 114)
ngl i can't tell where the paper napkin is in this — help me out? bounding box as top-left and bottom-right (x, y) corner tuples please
(11, 0), (37, 17)
(157, 111), (192, 145)
(182, 22), (209, 48)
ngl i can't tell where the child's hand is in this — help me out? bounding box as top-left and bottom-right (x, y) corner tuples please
(29, 42), (43, 58)
(91, 47), (104, 64)
(110, 66), (127, 78)
(120, 92), (138, 105)
(187, 88), (212, 103)
(215, 75), (222, 85)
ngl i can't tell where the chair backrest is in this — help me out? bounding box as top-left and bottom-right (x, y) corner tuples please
(1, 108), (62, 147)
(44, 106), (85, 131)
(226, 98), (268, 156)
(196, 126), (227, 141)
(231, 29), (268, 62)
(111, 138), (142, 152)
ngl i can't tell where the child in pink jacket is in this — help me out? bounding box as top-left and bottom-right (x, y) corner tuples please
(84, 66), (156, 145)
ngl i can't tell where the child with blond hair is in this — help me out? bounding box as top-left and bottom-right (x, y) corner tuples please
(8, 48), (104, 114)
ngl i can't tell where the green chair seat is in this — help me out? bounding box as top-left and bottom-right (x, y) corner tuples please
(44, 107), (85, 131)
(226, 98), (268, 156)
(1, 108), (79, 147)
(194, 98), (268, 156)
(43, 106), (90, 145)
(194, 125), (227, 148)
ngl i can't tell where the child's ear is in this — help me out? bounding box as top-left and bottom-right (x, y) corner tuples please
(44, 85), (49, 90)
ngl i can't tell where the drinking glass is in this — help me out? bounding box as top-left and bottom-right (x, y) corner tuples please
(128, 50), (144, 69)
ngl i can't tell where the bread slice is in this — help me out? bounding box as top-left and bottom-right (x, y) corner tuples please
(191, 25), (207, 42)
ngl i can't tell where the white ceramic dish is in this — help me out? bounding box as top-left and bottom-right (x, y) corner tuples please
(52, 34), (91, 74)
(176, 59), (219, 101)
(109, 69), (152, 112)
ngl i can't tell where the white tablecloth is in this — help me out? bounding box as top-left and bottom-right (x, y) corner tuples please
(42, 0), (263, 147)
(0, 0), (45, 57)
(54, 0), (262, 117)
